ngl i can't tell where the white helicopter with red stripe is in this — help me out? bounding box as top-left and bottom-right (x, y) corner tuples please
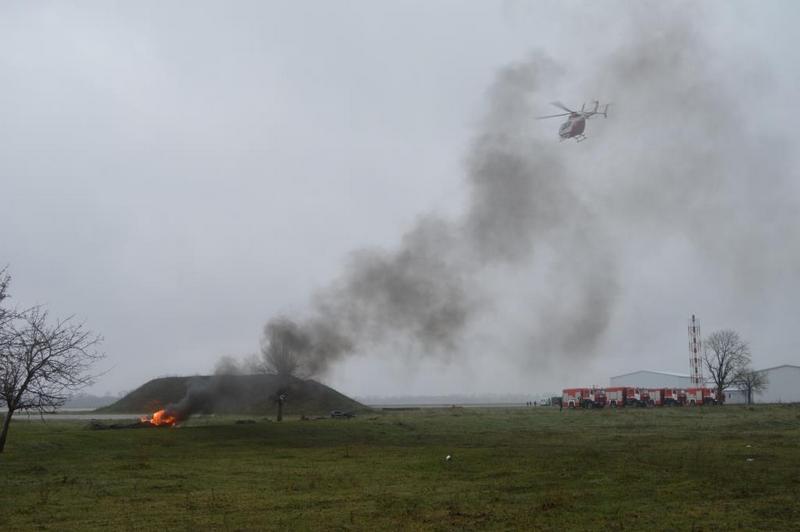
(537, 100), (609, 142)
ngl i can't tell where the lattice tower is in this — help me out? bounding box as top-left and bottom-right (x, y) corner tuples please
(688, 314), (703, 387)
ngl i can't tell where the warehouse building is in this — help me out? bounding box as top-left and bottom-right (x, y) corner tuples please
(754, 365), (800, 403)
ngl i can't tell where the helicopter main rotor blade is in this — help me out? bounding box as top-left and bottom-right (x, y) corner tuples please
(535, 112), (571, 119)
(550, 101), (575, 113)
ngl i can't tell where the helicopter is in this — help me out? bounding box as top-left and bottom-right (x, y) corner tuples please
(537, 100), (609, 142)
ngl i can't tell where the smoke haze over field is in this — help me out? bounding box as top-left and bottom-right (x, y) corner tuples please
(2, 1), (799, 396)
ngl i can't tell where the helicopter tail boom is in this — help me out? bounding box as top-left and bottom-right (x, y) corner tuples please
(584, 102), (609, 119)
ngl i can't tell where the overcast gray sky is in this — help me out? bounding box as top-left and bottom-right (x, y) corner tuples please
(2, 1), (798, 397)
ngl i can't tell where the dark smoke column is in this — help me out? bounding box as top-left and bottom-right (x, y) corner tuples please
(260, 54), (620, 376)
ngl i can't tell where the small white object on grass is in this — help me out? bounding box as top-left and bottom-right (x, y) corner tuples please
(746, 458), (754, 462)
(445, 455), (452, 461)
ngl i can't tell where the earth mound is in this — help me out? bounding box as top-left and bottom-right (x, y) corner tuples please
(96, 374), (365, 416)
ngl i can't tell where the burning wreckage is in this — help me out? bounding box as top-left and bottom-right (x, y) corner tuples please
(90, 408), (181, 430)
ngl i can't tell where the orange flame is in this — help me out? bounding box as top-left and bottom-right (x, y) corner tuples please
(140, 409), (178, 427)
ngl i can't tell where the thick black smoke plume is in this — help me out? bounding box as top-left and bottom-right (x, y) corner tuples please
(259, 50), (617, 375)
(159, 376), (241, 422)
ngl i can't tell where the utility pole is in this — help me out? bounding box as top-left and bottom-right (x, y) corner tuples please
(276, 393), (286, 422)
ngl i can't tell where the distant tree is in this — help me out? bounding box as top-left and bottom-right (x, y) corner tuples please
(0, 267), (11, 336)
(734, 367), (768, 405)
(213, 353), (264, 376)
(261, 318), (307, 377)
(0, 274), (103, 453)
(263, 341), (299, 377)
(0, 268), (9, 302)
(240, 353), (265, 374)
(214, 355), (243, 375)
(702, 329), (751, 403)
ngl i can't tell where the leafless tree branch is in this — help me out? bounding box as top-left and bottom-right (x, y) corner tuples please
(261, 318), (305, 378)
(702, 329), (751, 402)
(0, 272), (103, 452)
(734, 367), (768, 405)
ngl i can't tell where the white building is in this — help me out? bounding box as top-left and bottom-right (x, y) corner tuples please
(609, 370), (690, 389)
(754, 365), (800, 404)
(722, 389), (747, 404)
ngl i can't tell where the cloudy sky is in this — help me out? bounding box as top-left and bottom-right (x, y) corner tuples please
(2, 1), (798, 397)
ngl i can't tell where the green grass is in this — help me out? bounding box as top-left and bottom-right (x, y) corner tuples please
(1, 406), (799, 530)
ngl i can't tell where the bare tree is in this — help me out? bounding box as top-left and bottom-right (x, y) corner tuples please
(734, 368), (768, 405)
(261, 318), (307, 377)
(262, 339), (299, 377)
(213, 353), (264, 376)
(263, 342), (299, 377)
(240, 352), (265, 374)
(0, 267), (11, 335)
(702, 329), (751, 403)
(0, 268), (9, 303)
(214, 354), (243, 376)
(0, 304), (103, 453)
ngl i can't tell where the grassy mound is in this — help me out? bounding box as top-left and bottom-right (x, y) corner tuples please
(95, 374), (364, 416)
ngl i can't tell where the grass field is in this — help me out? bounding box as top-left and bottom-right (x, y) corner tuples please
(1, 406), (799, 530)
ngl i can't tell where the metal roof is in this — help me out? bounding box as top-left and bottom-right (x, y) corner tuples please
(611, 370), (690, 379)
(756, 364), (800, 373)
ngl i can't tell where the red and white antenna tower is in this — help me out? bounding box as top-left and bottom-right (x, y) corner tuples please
(688, 314), (703, 386)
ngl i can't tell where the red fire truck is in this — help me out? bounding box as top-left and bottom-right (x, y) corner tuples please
(686, 387), (717, 405)
(605, 387), (625, 407)
(562, 387), (607, 408)
(598, 387), (655, 407)
(562, 388), (587, 408)
(641, 388), (663, 406)
(662, 388), (685, 406)
(623, 387), (644, 407)
(585, 387), (607, 408)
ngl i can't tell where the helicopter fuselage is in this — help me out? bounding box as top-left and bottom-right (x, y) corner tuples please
(559, 113), (586, 139)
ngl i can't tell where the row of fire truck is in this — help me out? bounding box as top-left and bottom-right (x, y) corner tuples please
(561, 387), (718, 408)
